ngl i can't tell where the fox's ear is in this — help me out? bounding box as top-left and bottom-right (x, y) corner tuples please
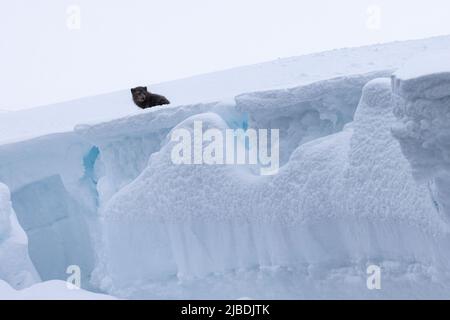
(131, 88), (135, 93)
(144, 86), (148, 91)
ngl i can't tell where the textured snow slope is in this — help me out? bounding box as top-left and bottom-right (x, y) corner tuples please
(0, 183), (40, 289)
(2, 35), (450, 145)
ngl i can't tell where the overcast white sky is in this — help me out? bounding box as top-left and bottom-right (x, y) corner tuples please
(1, 0), (450, 110)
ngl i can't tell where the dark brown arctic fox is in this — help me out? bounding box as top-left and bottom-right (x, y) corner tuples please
(131, 86), (170, 109)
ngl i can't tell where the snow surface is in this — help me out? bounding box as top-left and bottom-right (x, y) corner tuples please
(0, 279), (114, 300)
(2, 36), (450, 299)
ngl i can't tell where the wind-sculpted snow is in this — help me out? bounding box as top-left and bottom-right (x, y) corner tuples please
(0, 183), (40, 289)
(236, 70), (392, 163)
(93, 78), (450, 299)
(3, 39), (450, 299)
(75, 102), (244, 205)
(77, 72), (388, 206)
(391, 52), (450, 221)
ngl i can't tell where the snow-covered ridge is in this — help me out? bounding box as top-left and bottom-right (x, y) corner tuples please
(2, 35), (450, 145)
(76, 70), (390, 205)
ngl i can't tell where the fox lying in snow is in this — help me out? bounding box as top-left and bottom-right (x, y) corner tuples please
(131, 86), (170, 109)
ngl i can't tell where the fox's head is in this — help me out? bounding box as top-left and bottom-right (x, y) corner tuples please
(131, 86), (148, 103)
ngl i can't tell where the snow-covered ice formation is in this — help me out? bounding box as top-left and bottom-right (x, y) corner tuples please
(392, 51), (450, 222)
(236, 70), (392, 164)
(76, 71), (390, 205)
(1, 36), (450, 299)
(0, 183), (39, 289)
(90, 77), (450, 299)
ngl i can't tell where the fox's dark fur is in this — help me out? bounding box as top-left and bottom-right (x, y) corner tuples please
(131, 86), (170, 109)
